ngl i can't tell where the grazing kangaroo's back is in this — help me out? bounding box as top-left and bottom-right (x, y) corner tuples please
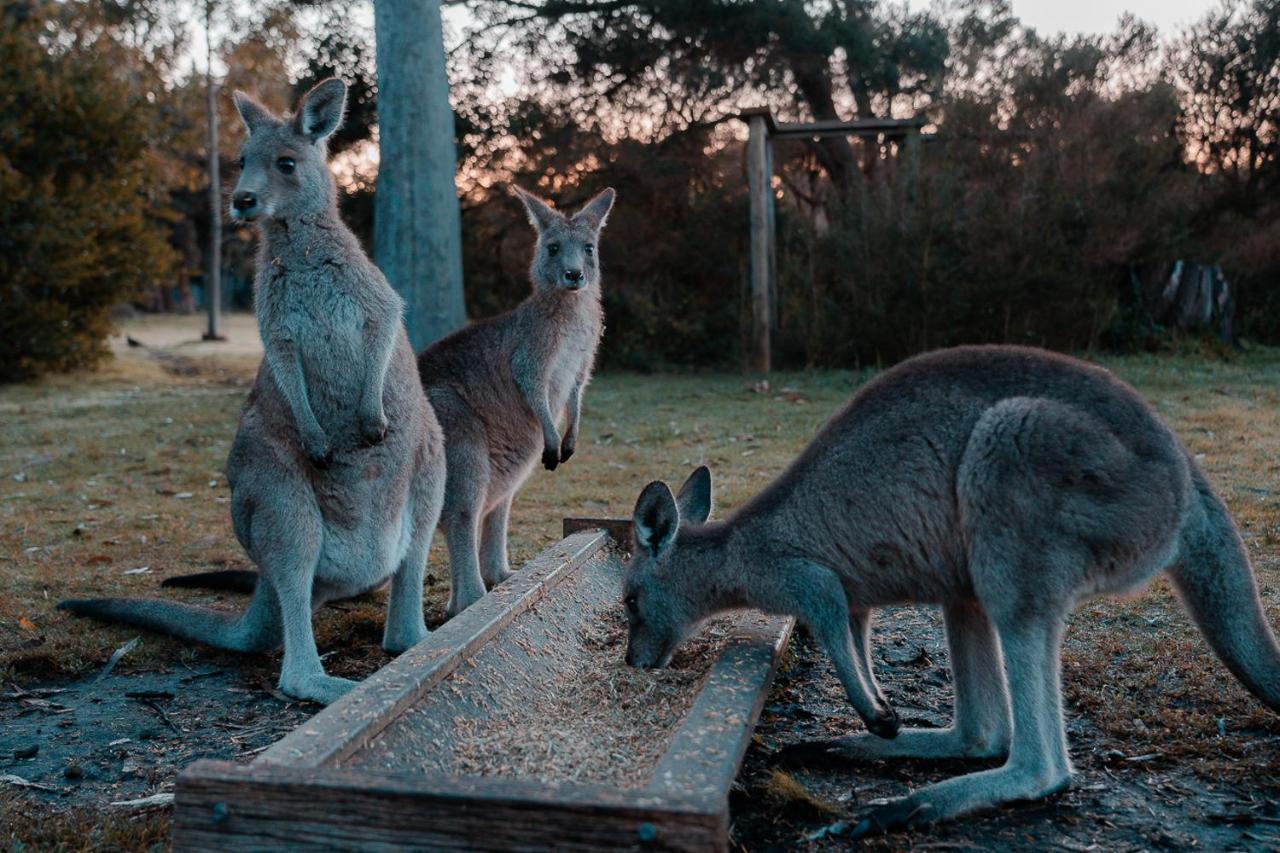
(622, 345), (1280, 834)
(59, 79), (446, 705)
(417, 187), (615, 616)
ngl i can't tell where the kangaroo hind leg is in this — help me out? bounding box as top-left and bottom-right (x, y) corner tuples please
(852, 586), (1072, 837)
(250, 496), (354, 705)
(479, 493), (515, 589)
(383, 466), (445, 654)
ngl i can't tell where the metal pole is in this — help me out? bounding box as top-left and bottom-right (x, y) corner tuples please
(746, 114), (771, 374)
(203, 0), (224, 341)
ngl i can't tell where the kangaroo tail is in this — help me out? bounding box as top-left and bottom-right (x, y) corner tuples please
(1167, 472), (1280, 712)
(58, 583), (280, 654)
(161, 569), (258, 594)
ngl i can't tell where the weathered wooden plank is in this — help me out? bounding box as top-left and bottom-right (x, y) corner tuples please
(254, 530), (608, 769)
(646, 612), (794, 809)
(176, 761), (724, 852)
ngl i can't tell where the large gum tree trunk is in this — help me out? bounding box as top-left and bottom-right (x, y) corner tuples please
(373, 0), (466, 350)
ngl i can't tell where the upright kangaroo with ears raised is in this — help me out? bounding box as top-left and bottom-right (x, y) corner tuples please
(623, 346), (1280, 835)
(60, 79), (446, 705)
(418, 186), (614, 615)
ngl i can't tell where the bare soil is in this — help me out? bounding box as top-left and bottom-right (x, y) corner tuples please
(731, 602), (1280, 851)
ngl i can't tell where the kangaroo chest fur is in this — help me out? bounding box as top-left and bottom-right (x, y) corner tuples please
(536, 294), (601, 414)
(254, 221), (396, 447)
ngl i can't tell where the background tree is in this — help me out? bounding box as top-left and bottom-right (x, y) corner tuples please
(1174, 0), (1280, 340)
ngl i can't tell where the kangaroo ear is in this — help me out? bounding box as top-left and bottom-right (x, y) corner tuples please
(293, 78), (347, 143)
(573, 187), (615, 231)
(233, 91), (276, 136)
(633, 480), (679, 558)
(511, 185), (560, 233)
(675, 465), (712, 526)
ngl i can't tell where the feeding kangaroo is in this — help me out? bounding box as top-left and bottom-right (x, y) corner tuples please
(623, 345), (1280, 834)
(60, 79), (446, 705)
(418, 186), (614, 615)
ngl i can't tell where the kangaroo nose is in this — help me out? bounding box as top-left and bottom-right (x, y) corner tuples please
(232, 191), (258, 212)
(564, 269), (584, 284)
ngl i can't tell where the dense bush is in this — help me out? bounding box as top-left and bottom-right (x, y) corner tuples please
(0, 4), (178, 381)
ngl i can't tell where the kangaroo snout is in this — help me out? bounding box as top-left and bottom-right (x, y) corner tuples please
(231, 190), (260, 220)
(563, 268), (584, 288)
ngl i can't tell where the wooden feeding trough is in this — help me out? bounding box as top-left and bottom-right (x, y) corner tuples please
(174, 521), (794, 851)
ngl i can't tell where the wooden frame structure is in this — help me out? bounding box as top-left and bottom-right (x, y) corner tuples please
(740, 108), (924, 373)
(174, 524), (793, 851)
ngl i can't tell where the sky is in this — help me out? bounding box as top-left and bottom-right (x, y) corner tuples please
(971, 0), (1218, 35)
(198, 1), (1228, 78)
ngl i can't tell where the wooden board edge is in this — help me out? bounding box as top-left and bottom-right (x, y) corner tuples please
(251, 529), (609, 769)
(563, 516), (633, 546)
(644, 612), (795, 811)
(176, 759), (727, 852)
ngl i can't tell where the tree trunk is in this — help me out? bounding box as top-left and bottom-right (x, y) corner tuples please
(373, 0), (466, 350)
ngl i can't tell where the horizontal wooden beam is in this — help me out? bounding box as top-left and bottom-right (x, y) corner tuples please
(772, 117), (924, 139)
(737, 108), (924, 139)
(176, 761), (724, 852)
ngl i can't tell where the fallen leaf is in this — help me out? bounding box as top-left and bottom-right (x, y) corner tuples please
(17, 617), (36, 631)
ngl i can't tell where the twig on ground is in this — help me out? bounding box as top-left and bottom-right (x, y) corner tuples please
(109, 792), (175, 809)
(1, 773), (64, 794)
(95, 637), (140, 682)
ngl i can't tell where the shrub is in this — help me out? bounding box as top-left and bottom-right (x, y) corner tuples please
(0, 4), (178, 382)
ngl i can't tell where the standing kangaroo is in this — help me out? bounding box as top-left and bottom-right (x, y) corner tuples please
(60, 79), (446, 705)
(418, 186), (614, 616)
(623, 346), (1280, 834)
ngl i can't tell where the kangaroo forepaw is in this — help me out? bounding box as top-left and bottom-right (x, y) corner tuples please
(559, 437), (575, 464)
(867, 704), (901, 739)
(359, 410), (389, 446)
(542, 445), (559, 471)
(306, 443), (335, 468)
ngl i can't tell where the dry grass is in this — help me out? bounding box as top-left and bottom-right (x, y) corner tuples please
(0, 798), (171, 851)
(3, 316), (1280, 839)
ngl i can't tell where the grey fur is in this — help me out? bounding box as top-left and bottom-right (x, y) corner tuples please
(417, 186), (614, 615)
(623, 345), (1280, 832)
(59, 79), (446, 705)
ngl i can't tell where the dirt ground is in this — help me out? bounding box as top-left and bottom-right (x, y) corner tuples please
(2, 316), (1279, 849)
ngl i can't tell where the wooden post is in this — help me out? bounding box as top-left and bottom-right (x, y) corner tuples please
(746, 114), (772, 374)
(373, 0), (467, 351)
(202, 0), (224, 342)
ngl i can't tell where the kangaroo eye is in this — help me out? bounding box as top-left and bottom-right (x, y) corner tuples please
(276, 157), (296, 174)
(584, 244), (595, 256)
(625, 594), (639, 617)
(547, 242), (560, 255)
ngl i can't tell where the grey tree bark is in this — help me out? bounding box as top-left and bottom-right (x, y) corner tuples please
(373, 0), (466, 350)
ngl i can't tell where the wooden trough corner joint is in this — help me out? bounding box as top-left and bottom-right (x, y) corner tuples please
(174, 522), (794, 851)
